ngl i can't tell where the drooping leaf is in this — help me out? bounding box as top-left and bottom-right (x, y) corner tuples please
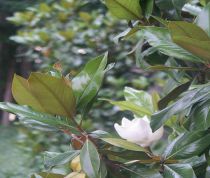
(80, 140), (100, 178)
(12, 73), (75, 118)
(142, 27), (203, 63)
(163, 131), (210, 160)
(44, 150), (79, 169)
(163, 164), (196, 178)
(101, 138), (146, 152)
(196, 2), (210, 37)
(0, 102), (79, 133)
(105, 0), (142, 20)
(72, 53), (108, 112)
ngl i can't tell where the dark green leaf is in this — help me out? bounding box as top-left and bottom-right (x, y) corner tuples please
(187, 99), (210, 131)
(158, 81), (191, 110)
(151, 88), (209, 131)
(163, 164), (196, 178)
(163, 131), (210, 160)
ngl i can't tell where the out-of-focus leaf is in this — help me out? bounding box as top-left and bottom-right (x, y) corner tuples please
(12, 73), (75, 118)
(147, 65), (200, 71)
(142, 27), (203, 63)
(200, 0), (210, 6)
(65, 172), (86, 178)
(169, 21), (210, 62)
(124, 87), (154, 112)
(44, 150), (79, 169)
(163, 164), (196, 178)
(0, 102), (79, 133)
(105, 0), (142, 20)
(141, 0), (154, 19)
(36, 172), (64, 178)
(72, 53), (108, 112)
(98, 161), (107, 178)
(101, 138), (146, 152)
(163, 131), (210, 160)
(80, 140), (100, 178)
(196, 3), (210, 37)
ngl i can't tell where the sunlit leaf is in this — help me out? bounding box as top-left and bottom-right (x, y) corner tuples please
(12, 72), (76, 118)
(105, 0), (142, 20)
(72, 53), (108, 113)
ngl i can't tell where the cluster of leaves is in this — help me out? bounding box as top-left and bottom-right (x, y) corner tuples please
(7, 0), (132, 70)
(1, 0), (210, 178)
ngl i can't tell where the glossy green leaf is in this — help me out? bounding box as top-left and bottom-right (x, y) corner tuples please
(105, 100), (152, 116)
(105, 0), (142, 20)
(169, 21), (210, 62)
(200, 0), (210, 6)
(44, 150), (79, 169)
(187, 100), (210, 131)
(151, 88), (209, 131)
(101, 138), (146, 152)
(124, 87), (154, 113)
(164, 164), (196, 178)
(142, 27), (203, 63)
(72, 53), (108, 112)
(158, 81), (191, 110)
(12, 73), (75, 118)
(0, 102), (79, 133)
(196, 3), (210, 37)
(163, 131), (210, 160)
(80, 140), (100, 178)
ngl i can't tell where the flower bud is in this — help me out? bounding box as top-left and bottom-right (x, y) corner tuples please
(114, 116), (164, 147)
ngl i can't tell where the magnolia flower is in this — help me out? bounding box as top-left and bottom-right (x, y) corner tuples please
(114, 116), (164, 147)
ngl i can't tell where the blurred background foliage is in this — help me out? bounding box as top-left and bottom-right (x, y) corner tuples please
(1, 0), (205, 177)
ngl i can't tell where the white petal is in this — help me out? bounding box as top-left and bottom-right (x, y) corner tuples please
(121, 117), (131, 127)
(151, 126), (164, 142)
(114, 123), (128, 140)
